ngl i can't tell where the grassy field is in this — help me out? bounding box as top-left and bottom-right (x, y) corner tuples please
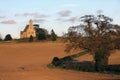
(0, 42), (119, 80)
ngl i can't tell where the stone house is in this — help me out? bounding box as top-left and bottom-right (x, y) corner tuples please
(20, 20), (36, 38)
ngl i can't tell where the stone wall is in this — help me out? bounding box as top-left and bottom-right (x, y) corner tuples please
(20, 20), (36, 38)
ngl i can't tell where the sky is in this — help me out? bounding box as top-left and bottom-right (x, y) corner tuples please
(0, 0), (120, 39)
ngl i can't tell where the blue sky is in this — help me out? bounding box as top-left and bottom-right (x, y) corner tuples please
(0, 0), (120, 38)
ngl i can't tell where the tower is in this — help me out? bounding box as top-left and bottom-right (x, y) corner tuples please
(29, 19), (33, 28)
(20, 19), (36, 38)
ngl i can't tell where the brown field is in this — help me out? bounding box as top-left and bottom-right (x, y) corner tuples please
(0, 42), (120, 80)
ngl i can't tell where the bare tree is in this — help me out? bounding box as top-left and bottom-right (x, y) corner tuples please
(65, 14), (120, 71)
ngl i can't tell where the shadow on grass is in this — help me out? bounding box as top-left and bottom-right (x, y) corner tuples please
(49, 52), (120, 75)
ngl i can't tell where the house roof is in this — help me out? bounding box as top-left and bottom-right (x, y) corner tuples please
(23, 25), (29, 32)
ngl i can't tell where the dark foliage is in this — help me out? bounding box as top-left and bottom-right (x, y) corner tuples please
(51, 56), (73, 66)
(51, 56), (95, 72)
(51, 29), (57, 41)
(61, 61), (95, 72)
(51, 56), (120, 73)
(34, 26), (48, 40)
(37, 32), (46, 40)
(105, 64), (120, 72)
(4, 34), (12, 41)
(29, 35), (34, 42)
(51, 57), (61, 66)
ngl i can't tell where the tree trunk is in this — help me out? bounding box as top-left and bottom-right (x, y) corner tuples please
(94, 48), (109, 72)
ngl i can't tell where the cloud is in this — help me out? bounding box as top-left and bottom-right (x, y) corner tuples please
(61, 4), (80, 7)
(1, 20), (17, 24)
(34, 14), (49, 18)
(66, 16), (79, 22)
(15, 13), (37, 16)
(15, 13), (49, 18)
(56, 16), (80, 23)
(58, 10), (72, 17)
(33, 19), (46, 23)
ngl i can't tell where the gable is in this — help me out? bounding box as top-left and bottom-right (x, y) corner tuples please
(23, 25), (29, 32)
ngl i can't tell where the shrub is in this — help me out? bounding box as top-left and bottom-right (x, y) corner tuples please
(51, 57), (62, 66)
(60, 61), (95, 72)
(29, 35), (34, 42)
(51, 29), (57, 41)
(51, 56), (96, 72)
(105, 64), (120, 72)
(37, 32), (46, 40)
(4, 34), (12, 41)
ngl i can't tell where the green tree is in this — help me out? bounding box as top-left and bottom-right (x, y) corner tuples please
(34, 27), (48, 40)
(51, 29), (57, 41)
(29, 35), (34, 42)
(64, 14), (120, 71)
(37, 32), (46, 40)
(4, 34), (12, 41)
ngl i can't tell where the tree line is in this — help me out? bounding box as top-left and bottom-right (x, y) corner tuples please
(29, 27), (57, 42)
(0, 27), (57, 42)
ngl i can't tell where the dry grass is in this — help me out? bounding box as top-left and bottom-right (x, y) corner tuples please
(0, 42), (119, 80)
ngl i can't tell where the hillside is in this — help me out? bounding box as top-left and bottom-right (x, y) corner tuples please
(0, 42), (119, 80)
